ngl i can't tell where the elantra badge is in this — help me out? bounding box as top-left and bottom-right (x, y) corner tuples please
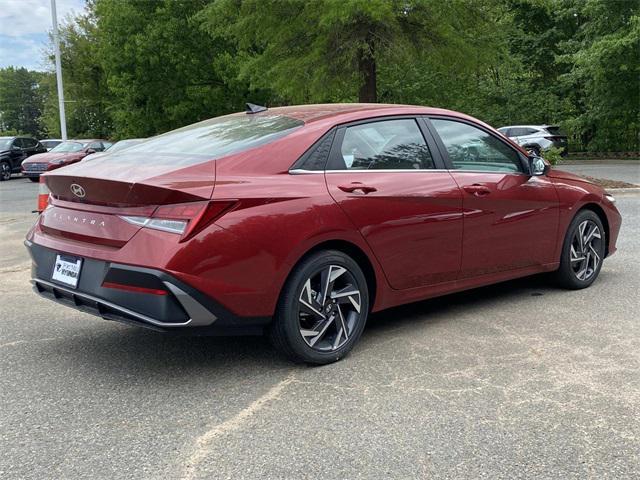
(70, 184), (86, 198)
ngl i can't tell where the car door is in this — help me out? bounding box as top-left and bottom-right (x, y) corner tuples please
(324, 117), (463, 290)
(426, 117), (559, 279)
(21, 138), (38, 158)
(10, 138), (27, 169)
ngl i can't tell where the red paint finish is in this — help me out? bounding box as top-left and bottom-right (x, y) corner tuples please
(449, 172), (560, 278)
(326, 171), (463, 289)
(26, 104), (622, 322)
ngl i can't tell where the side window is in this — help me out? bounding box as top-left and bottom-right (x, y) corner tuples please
(88, 141), (104, 151)
(431, 119), (524, 173)
(291, 130), (335, 171)
(337, 119), (434, 170)
(13, 138), (24, 149)
(22, 138), (36, 148)
(521, 128), (538, 136)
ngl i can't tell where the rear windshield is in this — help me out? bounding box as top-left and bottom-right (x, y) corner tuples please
(117, 114), (304, 165)
(545, 126), (566, 136)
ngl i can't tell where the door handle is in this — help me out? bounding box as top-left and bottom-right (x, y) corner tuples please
(338, 183), (377, 194)
(463, 184), (491, 196)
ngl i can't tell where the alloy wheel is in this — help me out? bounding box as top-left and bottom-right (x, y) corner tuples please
(297, 264), (362, 352)
(570, 220), (602, 281)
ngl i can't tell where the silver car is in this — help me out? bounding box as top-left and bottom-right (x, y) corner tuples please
(497, 125), (568, 156)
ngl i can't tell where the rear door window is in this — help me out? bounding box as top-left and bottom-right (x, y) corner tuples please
(336, 119), (434, 170)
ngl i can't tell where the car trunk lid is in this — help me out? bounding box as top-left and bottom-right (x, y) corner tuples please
(40, 153), (216, 246)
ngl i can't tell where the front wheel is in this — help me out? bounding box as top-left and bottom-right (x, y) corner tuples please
(269, 250), (370, 364)
(555, 210), (606, 289)
(0, 161), (11, 181)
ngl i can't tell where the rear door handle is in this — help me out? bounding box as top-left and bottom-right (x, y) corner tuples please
(463, 184), (491, 196)
(338, 183), (377, 194)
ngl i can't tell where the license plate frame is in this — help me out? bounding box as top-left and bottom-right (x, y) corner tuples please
(51, 254), (83, 289)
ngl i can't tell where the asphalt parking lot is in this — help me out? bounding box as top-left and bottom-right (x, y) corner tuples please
(1, 175), (639, 479)
(561, 162), (640, 185)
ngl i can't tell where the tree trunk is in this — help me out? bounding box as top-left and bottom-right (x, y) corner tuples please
(357, 36), (377, 103)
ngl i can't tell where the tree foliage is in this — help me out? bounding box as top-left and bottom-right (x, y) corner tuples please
(0, 0), (637, 151)
(0, 67), (46, 137)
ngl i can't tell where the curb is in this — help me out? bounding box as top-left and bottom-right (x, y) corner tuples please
(560, 160), (640, 165)
(606, 187), (640, 194)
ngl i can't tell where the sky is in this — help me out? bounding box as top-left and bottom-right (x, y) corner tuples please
(0, 0), (85, 71)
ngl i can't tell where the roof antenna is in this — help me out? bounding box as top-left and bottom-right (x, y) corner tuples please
(245, 103), (268, 114)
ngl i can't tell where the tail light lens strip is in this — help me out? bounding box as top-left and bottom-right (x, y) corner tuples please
(119, 200), (236, 241)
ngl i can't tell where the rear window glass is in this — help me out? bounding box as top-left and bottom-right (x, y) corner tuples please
(545, 126), (566, 136)
(117, 114), (303, 165)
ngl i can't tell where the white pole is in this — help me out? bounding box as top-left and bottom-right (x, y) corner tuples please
(50, 0), (67, 140)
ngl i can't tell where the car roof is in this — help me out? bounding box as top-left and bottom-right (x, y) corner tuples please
(62, 139), (107, 144)
(498, 125), (553, 129)
(248, 103), (486, 129)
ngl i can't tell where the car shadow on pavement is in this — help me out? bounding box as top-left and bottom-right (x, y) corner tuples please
(51, 273), (554, 376)
(365, 273), (552, 333)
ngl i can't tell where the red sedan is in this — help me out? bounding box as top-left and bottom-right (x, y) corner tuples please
(21, 139), (110, 182)
(26, 104), (621, 364)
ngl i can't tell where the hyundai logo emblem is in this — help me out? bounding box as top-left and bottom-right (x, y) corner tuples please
(70, 184), (86, 198)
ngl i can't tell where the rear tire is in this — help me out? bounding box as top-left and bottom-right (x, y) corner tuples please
(28, 177), (39, 183)
(555, 210), (606, 289)
(0, 161), (11, 181)
(269, 250), (369, 364)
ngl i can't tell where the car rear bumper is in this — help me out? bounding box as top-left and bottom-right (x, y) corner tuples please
(26, 241), (270, 334)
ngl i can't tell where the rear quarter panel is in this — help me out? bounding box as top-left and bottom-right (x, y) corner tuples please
(190, 170), (390, 317)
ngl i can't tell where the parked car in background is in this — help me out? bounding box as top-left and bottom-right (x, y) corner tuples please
(39, 139), (63, 151)
(26, 104), (621, 364)
(497, 125), (568, 156)
(82, 138), (145, 162)
(0, 136), (47, 181)
(21, 139), (109, 182)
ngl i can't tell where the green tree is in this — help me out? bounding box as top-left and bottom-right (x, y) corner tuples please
(0, 67), (46, 136)
(199, 0), (496, 103)
(561, 0), (640, 150)
(93, 0), (251, 138)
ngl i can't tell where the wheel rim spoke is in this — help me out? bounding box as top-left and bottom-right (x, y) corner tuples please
(297, 264), (361, 352)
(571, 220), (602, 282)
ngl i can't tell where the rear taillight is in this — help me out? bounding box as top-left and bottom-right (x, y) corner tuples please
(37, 177), (50, 213)
(119, 200), (236, 241)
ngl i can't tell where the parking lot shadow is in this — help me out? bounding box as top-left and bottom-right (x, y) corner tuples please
(366, 273), (552, 333)
(51, 273), (553, 374)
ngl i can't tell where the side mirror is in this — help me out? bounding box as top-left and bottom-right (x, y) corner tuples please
(529, 155), (550, 176)
(85, 148), (96, 154)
